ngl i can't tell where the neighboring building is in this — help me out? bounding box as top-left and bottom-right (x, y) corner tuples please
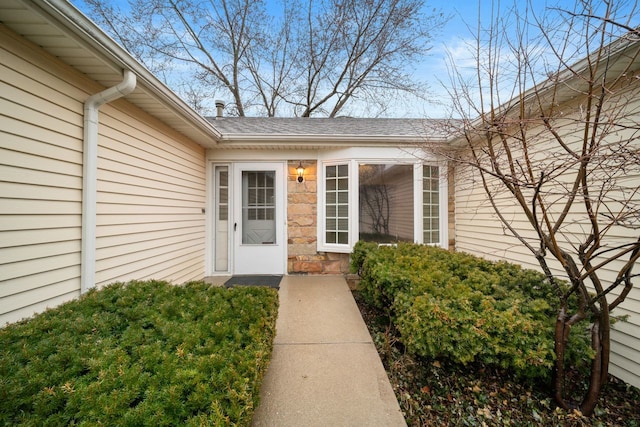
(450, 33), (640, 389)
(0, 0), (638, 389)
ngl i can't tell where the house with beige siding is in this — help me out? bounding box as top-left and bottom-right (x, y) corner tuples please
(0, 0), (451, 321)
(0, 0), (220, 324)
(0, 0), (638, 390)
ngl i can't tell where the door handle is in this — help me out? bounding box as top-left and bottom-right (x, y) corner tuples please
(234, 222), (237, 231)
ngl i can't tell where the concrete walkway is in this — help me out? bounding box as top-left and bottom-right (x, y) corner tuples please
(251, 275), (406, 426)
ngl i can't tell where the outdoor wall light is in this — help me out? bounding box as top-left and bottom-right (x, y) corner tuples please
(296, 162), (305, 183)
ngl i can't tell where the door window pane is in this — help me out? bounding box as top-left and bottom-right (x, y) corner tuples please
(243, 171), (276, 244)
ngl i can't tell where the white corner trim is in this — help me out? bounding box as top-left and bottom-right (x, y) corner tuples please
(81, 69), (136, 294)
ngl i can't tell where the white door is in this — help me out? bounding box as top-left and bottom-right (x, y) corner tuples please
(233, 163), (286, 274)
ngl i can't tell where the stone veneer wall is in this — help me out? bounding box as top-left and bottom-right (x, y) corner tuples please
(287, 160), (350, 274)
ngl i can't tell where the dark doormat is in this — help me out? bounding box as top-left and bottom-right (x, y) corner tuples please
(224, 275), (283, 290)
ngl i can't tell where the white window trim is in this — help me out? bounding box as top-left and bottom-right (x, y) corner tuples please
(317, 160), (354, 253)
(317, 159), (449, 253)
(413, 163), (424, 244)
(438, 165), (449, 249)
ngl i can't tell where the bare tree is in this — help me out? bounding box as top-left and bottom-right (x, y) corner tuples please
(438, 0), (640, 416)
(76, 0), (447, 117)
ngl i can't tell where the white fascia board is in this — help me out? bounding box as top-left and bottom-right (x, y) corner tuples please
(217, 134), (448, 146)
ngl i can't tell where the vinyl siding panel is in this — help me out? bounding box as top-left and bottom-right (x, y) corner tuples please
(1, 27), (85, 324)
(1, 25), (207, 325)
(454, 86), (640, 388)
(93, 100), (206, 288)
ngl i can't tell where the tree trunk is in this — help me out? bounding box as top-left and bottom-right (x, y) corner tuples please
(553, 305), (572, 410)
(553, 306), (611, 416)
(579, 307), (610, 416)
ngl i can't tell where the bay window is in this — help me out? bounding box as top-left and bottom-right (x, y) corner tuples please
(319, 160), (447, 252)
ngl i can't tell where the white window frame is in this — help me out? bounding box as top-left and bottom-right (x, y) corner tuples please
(317, 160), (355, 253)
(317, 159), (448, 253)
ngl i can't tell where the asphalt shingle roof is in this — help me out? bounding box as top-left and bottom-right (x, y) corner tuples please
(207, 117), (452, 140)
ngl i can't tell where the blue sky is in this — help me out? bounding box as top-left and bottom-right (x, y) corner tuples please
(407, 0), (639, 117)
(71, 0), (637, 118)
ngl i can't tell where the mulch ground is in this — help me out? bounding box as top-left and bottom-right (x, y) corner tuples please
(353, 291), (640, 427)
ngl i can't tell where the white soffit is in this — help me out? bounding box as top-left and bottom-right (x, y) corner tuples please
(0, 0), (221, 147)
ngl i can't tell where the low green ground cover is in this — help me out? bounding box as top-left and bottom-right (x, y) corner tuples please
(351, 241), (591, 382)
(0, 280), (278, 426)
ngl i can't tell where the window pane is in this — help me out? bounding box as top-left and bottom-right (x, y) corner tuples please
(266, 207), (274, 220)
(214, 166), (229, 272)
(423, 165), (440, 244)
(242, 170), (276, 245)
(325, 164), (349, 245)
(359, 164), (414, 243)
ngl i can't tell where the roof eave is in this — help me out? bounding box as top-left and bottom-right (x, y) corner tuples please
(216, 133), (449, 146)
(23, 0), (222, 146)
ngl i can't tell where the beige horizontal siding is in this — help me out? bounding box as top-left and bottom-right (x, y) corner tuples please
(96, 219), (204, 239)
(96, 214), (204, 227)
(96, 241), (205, 285)
(0, 26), (87, 324)
(1, 24), (207, 325)
(2, 278), (80, 324)
(93, 99), (206, 288)
(454, 89), (640, 388)
(0, 241), (80, 267)
(97, 231), (203, 261)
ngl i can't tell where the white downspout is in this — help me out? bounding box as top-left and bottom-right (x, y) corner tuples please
(81, 70), (136, 293)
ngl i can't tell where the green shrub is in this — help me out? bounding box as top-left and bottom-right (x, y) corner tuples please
(0, 280), (278, 426)
(352, 242), (592, 381)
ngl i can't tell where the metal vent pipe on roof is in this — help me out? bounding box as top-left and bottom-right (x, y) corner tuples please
(215, 100), (225, 118)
